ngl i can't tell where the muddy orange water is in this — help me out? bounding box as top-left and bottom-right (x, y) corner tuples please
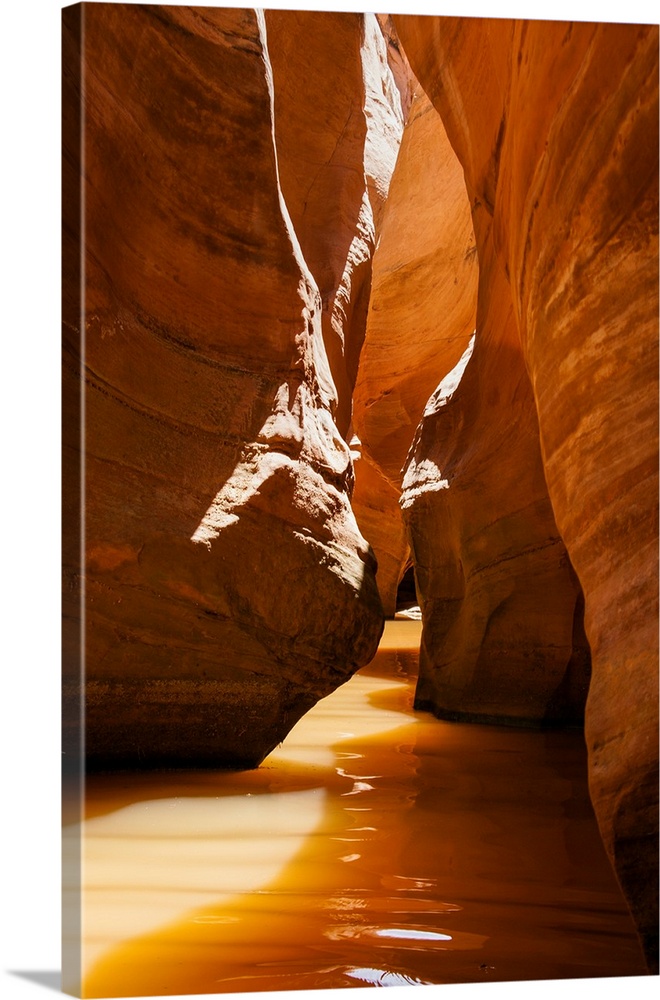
(66, 622), (647, 997)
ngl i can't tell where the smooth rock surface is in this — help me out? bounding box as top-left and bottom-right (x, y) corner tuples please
(353, 86), (478, 489)
(395, 13), (659, 969)
(401, 321), (590, 727)
(63, 4), (392, 769)
(351, 441), (410, 618)
(351, 84), (478, 611)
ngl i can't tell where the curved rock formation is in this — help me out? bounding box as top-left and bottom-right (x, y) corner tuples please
(351, 84), (479, 612)
(62, 5), (402, 769)
(401, 325), (591, 728)
(354, 86), (478, 488)
(351, 441), (410, 618)
(62, 4), (657, 974)
(265, 9), (402, 438)
(375, 14), (416, 121)
(264, 10), (412, 621)
(394, 13), (659, 969)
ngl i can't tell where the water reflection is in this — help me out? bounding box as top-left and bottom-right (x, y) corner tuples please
(68, 622), (647, 997)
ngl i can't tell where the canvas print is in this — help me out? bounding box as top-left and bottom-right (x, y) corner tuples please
(61, 3), (659, 998)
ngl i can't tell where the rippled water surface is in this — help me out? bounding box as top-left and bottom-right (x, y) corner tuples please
(67, 622), (647, 997)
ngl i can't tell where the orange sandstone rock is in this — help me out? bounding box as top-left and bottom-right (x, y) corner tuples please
(354, 87), (478, 489)
(62, 4), (392, 769)
(376, 14), (416, 121)
(400, 299), (590, 727)
(395, 13), (659, 969)
(265, 10), (402, 439)
(264, 10), (407, 616)
(351, 86), (478, 610)
(351, 441), (410, 618)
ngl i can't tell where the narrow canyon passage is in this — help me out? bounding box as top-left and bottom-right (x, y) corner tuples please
(62, 5), (658, 991)
(68, 623), (645, 998)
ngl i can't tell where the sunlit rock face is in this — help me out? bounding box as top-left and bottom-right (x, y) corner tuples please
(395, 14), (659, 970)
(354, 86), (477, 489)
(62, 5), (402, 769)
(375, 14), (416, 121)
(265, 10), (402, 439)
(263, 9), (405, 616)
(352, 83), (479, 613)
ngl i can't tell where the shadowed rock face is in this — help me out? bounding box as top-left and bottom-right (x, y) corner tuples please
(351, 442), (410, 618)
(391, 125), (590, 728)
(401, 325), (591, 729)
(394, 13), (658, 970)
(353, 61), (586, 719)
(62, 4), (401, 769)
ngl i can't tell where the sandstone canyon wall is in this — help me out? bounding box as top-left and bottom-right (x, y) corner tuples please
(351, 82), (480, 614)
(352, 53), (589, 735)
(265, 8), (402, 439)
(62, 4), (405, 769)
(394, 14), (658, 969)
(62, 4), (658, 973)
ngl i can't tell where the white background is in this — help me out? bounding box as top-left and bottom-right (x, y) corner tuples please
(1, 1), (657, 999)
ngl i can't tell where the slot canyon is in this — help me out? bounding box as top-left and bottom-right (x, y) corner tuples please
(62, 4), (658, 996)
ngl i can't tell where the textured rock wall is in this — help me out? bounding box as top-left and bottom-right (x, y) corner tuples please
(392, 87), (590, 727)
(351, 84), (479, 613)
(62, 4), (404, 769)
(266, 8), (405, 615)
(265, 10), (402, 438)
(375, 14), (416, 121)
(395, 14), (659, 969)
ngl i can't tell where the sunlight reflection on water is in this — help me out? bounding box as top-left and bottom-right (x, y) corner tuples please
(69, 621), (647, 997)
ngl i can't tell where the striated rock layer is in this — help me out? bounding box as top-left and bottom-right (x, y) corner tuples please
(395, 14), (659, 969)
(62, 4), (402, 769)
(389, 88), (590, 729)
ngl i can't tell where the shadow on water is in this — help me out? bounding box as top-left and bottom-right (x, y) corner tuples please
(73, 642), (647, 998)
